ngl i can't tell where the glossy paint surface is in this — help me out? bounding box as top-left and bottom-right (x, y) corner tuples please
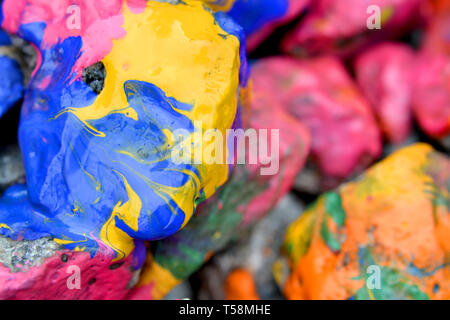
(128, 87), (311, 300)
(0, 0), (246, 260)
(282, 144), (450, 300)
(204, 0), (309, 51)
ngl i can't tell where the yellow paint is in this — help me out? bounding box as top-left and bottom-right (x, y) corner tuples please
(284, 209), (316, 264)
(67, 0), (240, 137)
(100, 172), (141, 260)
(54, 234), (88, 247)
(0, 223), (12, 232)
(137, 257), (181, 300)
(112, 172), (142, 232)
(283, 143), (450, 300)
(350, 143), (433, 199)
(61, 1), (242, 255)
(200, 0), (236, 11)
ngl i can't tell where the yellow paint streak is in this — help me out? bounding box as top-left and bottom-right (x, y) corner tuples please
(284, 209), (317, 264)
(54, 234), (88, 247)
(99, 172), (141, 260)
(0, 224), (12, 232)
(65, 0), (241, 220)
(201, 0), (236, 11)
(137, 256), (181, 300)
(113, 172), (142, 232)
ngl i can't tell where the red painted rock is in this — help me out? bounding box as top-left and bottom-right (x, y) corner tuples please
(282, 0), (425, 57)
(251, 56), (382, 187)
(412, 52), (450, 138)
(0, 237), (140, 300)
(355, 43), (415, 143)
(412, 6), (450, 139)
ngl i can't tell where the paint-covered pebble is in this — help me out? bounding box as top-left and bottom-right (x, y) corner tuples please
(0, 0), (247, 260)
(283, 0), (425, 56)
(0, 236), (141, 300)
(355, 43), (415, 144)
(251, 56), (381, 187)
(280, 144), (450, 300)
(128, 88), (311, 300)
(412, 6), (450, 139)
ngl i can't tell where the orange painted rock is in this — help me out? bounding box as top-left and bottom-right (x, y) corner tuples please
(225, 268), (260, 300)
(280, 143), (450, 300)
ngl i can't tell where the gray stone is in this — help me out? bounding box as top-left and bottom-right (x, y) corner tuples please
(0, 236), (62, 273)
(0, 145), (25, 191)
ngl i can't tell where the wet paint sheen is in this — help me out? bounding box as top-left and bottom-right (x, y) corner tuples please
(0, 0), (246, 260)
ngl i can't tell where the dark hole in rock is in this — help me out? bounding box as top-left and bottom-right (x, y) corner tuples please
(109, 261), (124, 270)
(88, 277), (97, 285)
(82, 62), (106, 95)
(61, 254), (69, 263)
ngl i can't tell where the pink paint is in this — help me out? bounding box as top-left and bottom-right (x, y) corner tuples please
(2, 0), (127, 76)
(0, 249), (135, 300)
(412, 52), (450, 138)
(282, 0), (425, 56)
(127, 282), (154, 300)
(241, 104), (311, 224)
(250, 56), (381, 182)
(355, 43), (415, 144)
(126, 0), (147, 14)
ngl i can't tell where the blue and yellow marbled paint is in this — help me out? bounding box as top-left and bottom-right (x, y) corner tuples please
(0, 0), (247, 260)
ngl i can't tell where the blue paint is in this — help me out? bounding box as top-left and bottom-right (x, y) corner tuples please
(227, 0), (288, 36)
(214, 10), (249, 86)
(0, 5), (247, 259)
(0, 29), (24, 118)
(0, 30), (11, 45)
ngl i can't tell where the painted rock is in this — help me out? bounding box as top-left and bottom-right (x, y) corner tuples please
(282, 0), (425, 57)
(412, 5), (450, 140)
(204, 0), (310, 51)
(355, 43), (415, 144)
(280, 143), (450, 300)
(0, 30), (24, 118)
(0, 143), (141, 300)
(198, 194), (303, 300)
(128, 86), (310, 300)
(0, 0), (247, 261)
(225, 268), (260, 300)
(412, 52), (450, 139)
(0, 236), (141, 300)
(423, 3), (450, 55)
(251, 56), (381, 187)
